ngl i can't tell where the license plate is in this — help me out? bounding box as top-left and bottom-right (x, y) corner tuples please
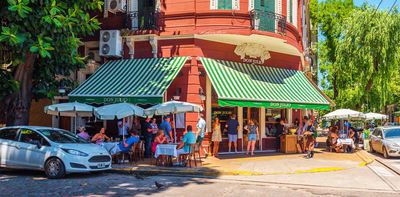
(97, 163), (106, 168)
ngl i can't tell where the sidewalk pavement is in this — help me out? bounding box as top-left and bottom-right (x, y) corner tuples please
(110, 149), (376, 177)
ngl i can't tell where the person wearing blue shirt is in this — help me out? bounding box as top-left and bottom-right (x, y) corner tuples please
(160, 116), (173, 142)
(344, 120), (351, 131)
(177, 125), (197, 161)
(226, 114), (239, 152)
(103, 130), (140, 155)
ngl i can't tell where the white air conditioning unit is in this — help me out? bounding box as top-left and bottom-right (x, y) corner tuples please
(108, 0), (126, 13)
(86, 49), (101, 62)
(99, 30), (123, 57)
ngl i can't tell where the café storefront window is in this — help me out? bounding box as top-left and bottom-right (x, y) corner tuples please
(265, 109), (286, 137)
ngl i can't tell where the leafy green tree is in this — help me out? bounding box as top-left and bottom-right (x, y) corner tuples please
(0, 0), (102, 125)
(310, 0), (354, 99)
(335, 8), (400, 111)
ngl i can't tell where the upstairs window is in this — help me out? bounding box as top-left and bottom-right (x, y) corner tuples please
(211, 0), (239, 10)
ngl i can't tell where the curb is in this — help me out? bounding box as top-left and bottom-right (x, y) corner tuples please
(109, 167), (222, 177)
(375, 158), (400, 176)
(108, 166), (349, 177)
(356, 151), (375, 166)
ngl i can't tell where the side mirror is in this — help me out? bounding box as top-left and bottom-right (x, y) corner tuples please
(36, 143), (42, 149)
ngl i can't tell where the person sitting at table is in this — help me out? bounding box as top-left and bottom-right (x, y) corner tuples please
(347, 127), (357, 152)
(77, 126), (90, 141)
(329, 126), (343, 152)
(177, 125), (197, 162)
(102, 129), (140, 155)
(152, 129), (167, 153)
(91, 128), (110, 145)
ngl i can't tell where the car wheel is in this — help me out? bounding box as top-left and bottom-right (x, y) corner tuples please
(45, 158), (65, 179)
(383, 147), (390, 159)
(369, 142), (375, 153)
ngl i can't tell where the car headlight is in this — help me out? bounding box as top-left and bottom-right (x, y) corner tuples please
(388, 143), (400, 148)
(61, 148), (89, 157)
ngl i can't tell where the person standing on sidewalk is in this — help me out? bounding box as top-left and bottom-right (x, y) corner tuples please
(275, 119), (285, 152)
(211, 117), (222, 157)
(226, 114), (239, 153)
(244, 119), (259, 156)
(151, 118), (158, 142)
(363, 124), (371, 151)
(196, 114), (208, 158)
(144, 117), (153, 158)
(303, 121), (317, 159)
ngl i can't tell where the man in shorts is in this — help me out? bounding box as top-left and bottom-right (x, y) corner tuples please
(226, 114), (239, 152)
(196, 114), (208, 157)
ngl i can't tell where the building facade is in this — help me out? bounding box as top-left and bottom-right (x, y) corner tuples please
(67, 0), (332, 152)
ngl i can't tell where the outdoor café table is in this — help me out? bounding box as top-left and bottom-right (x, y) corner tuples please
(155, 144), (178, 166)
(337, 138), (355, 152)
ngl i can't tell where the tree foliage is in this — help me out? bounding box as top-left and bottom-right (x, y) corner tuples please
(309, 0), (354, 99)
(335, 8), (400, 111)
(0, 0), (102, 125)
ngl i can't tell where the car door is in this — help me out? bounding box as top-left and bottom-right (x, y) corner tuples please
(370, 129), (380, 152)
(16, 128), (49, 169)
(372, 129), (383, 153)
(375, 129), (384, 153)
(0, 128), (20, 167)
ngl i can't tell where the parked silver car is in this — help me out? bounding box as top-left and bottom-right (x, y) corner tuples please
(0, 126), (111, 178)
(369, 126), (400, 158)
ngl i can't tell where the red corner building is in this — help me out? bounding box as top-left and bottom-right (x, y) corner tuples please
(66, 0), (332, 153)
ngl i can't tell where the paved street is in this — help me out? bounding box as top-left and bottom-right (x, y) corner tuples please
(1, 154), (400, 197)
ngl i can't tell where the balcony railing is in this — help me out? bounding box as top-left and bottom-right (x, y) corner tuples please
(126, 10), (160, 31)
(250, 9), (286, 34)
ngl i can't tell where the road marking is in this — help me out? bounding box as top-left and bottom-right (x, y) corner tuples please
(369, 166), (395, 177)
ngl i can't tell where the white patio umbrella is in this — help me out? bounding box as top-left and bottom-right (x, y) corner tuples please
(323, 109), (366, 120)
(144, 101), (203, 143)
(365, 112), (388, 120)
(94, 103), (145, 141)
(44, 101), (95, 133)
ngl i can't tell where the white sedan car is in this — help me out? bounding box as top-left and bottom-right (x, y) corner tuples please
(370, 126), (400, 158)
(0, 126), (112, 178)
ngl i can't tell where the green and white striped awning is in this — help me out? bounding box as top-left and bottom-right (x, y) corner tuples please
(69, 57), (188, 104)
(200, 58), (331, 110)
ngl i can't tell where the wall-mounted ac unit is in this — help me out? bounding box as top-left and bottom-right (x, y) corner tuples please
(86, 49), (101, 62)
(99, 30), (123, 57)
(108, 0), (126, 13)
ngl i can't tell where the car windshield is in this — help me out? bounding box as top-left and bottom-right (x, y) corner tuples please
(384, 128), (400, 139)
(38, 129), (89, 143)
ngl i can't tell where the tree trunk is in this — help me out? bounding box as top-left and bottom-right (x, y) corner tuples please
(365, 60), (378, 92)
(4, 52), (36, 126)
(333, 73), (338, 99)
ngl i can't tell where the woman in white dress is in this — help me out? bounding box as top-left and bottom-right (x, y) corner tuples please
(212, 117), (222, 157)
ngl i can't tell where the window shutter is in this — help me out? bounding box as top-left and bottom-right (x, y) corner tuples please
(210, 0), (218, 9)
(232, 0), (240, 10)
(276, 0), (282, 14)
(288, 0), (292, 23)
(249, 0), (254, 11)
(292, 0), (297, 28)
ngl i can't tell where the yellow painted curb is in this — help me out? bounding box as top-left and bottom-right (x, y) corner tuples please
(294, 167), (345, 174)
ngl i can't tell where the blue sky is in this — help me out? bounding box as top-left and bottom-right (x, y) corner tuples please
(354, 0), (398, 10)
